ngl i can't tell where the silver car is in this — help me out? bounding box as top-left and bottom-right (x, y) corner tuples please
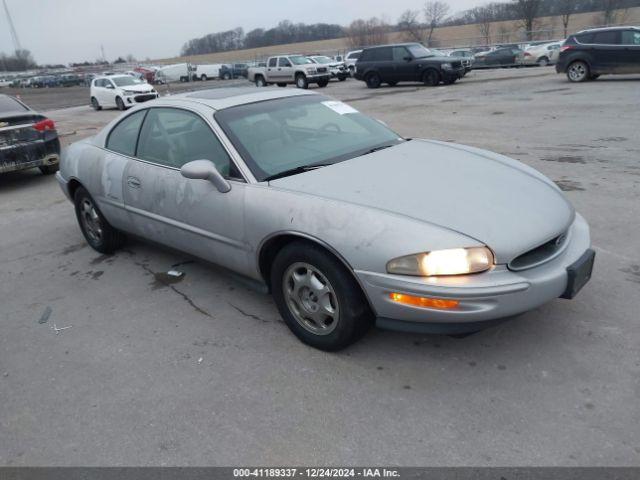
(56, 88), (595, 351)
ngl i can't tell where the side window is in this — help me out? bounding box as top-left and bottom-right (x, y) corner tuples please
(137, 108), (235, 177)
(392, 46), (410, 62)
(576, 33), (594, 44)
(268, 58), (277, 67)
(592, 31), (620, 45)
(622, 30), (640, 45)
(106, 110), (146, 157)
(278, 57), (292, 67)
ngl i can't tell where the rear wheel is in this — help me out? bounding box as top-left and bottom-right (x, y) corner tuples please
(116, 96), (126, 111)
(422, 69), (440, 86)
(567, 61), (590, 83)
(200, 74), (208, 81)
(223, 72), (232, 80)
(91, 97), (102, 111)
(537, 57), (549, 67)
(271, 241), (373, 351)
(255, 76), (267, 87)
(365, 72), (381, 89)
(296, 74), (309, 89)
(74, 187), (125, 254)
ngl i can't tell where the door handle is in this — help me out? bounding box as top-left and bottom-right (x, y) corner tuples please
(127, 176), (141, 188)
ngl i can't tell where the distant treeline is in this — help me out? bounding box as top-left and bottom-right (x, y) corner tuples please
(181, 21), (344, 56)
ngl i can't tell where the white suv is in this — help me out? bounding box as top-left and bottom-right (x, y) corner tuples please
(90, 75), (158, 111)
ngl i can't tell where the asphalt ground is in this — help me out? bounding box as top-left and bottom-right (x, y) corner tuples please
(1, 66), (639, 466)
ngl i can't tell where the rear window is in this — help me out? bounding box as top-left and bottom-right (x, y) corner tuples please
(592, 31), (620, 45)
(575, 33), (594, 44)
(0, 95), (28, 113)
(361, 47), (392, 62)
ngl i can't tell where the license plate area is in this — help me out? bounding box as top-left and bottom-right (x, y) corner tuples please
(561, 249), (595, 299)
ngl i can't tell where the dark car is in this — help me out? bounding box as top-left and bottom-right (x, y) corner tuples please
(556, 26), (640, 82)
(354, 43), (466, 88)
(473, 47), (524, 68)
(219, 63), (249, 80)
(0, 94), (61, 175)
(58, 74), (83, 87)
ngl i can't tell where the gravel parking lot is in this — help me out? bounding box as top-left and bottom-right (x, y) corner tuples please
(1, 67), (639, 466)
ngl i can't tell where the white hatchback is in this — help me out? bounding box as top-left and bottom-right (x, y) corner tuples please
(90, 75), (159, 111)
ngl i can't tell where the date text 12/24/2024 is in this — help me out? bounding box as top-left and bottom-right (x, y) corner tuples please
(233, 468), (400, 478)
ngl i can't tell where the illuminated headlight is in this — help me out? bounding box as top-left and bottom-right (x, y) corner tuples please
(386, 247), (494, 277)
(441, 62), (453, 70)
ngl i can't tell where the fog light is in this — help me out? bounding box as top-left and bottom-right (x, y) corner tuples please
(389, 293), (459, 310)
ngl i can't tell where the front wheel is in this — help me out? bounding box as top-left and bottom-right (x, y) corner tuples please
(200, 74), (208, 81)
(567, 61), (590, 83)
(223, 72), (231, 80)
(537, 57), (549, 67)
(296, 74), (309, 89)
(74, 187), (125, 254)
(422, 69), (440, 87)
(116, 96), (126, 111)
(271, 242), (373, 351)
(317, 79), (329, 88)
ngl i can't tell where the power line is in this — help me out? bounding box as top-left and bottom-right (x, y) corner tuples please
(2, 0), (22, 52)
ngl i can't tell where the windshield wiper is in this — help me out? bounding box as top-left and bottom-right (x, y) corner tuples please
(359, 144), (396, 157)
(263, 164), (330, 182)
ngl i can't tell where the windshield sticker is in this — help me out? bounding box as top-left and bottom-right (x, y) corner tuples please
(322, 101), (358, 115)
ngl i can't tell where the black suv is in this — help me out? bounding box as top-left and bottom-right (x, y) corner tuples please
(557, 26), (640, 82)
(354, 43), (466, 88)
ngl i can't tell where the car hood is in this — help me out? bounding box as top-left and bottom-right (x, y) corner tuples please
(270, 139), (574, 264)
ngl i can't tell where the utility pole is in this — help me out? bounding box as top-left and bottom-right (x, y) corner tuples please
(2, 0), (22, 53)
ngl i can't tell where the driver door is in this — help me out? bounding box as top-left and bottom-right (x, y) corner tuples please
(123, 107), (250, 273)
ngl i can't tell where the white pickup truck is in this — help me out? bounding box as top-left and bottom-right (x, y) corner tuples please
(247, 55), (331, 89)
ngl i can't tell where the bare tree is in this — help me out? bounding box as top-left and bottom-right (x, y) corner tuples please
(557, 0), (577, 38)
(470, 4), (497, 45)
(511, 0), (542, 40)
(601, 0), (625, 25)
(398, 9), (424, 43)
(346, 17), (390, 48)
(423, 1), (450, 46)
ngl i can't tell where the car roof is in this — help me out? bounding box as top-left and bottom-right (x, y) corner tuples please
(175, 87), (317, 111)
(576, 26), (639, 34)
(362, 42), (423, 49)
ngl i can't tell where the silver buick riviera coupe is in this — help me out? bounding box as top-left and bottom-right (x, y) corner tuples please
(57, 88), (594, 350)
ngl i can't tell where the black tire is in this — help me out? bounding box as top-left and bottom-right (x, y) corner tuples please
(39, 165), (59, 175)
(223, 72), (231, 80)
(443, 76), (457, 85)
(255, 76), (267, 87)
(277, 83), (287, 87)
(386, 80), (398, 87)
(91, 97), (102, 111)
(295, 74), (309, 89)
(365, 72), (381, 89)
(74, 187), (125, 254)
(422, 69), (440, 86)
(317, 79), (329, 88)
(566, 60), (590, 83)
(116, 96), (126, 111)
(537, 57), (549, 67)
(271, 241), (373, 351)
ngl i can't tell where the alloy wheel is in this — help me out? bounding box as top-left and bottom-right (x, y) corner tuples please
(80, 199), (103, 244)
(282, 262), (339, 336)
(568, 62), (587, 82)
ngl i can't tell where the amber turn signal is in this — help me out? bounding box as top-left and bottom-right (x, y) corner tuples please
(389, 293), (459, 310)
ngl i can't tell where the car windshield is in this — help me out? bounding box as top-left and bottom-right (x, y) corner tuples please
(0, 95), (28, 113)
(215, 95), (403, 182)
(312, 56), (333, 64)
(289, 55), (314, 65)
(111, 76), (143, 87)
(407, 44), (434, 58)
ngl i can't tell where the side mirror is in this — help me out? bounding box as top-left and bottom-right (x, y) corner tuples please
(404, 56), (412, 62)
(180, 160), (231, 193)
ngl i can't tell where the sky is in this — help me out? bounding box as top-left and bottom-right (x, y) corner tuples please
(1, 0), (482, 65)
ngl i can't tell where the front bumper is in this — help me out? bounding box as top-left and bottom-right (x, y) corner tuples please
(307, 74), (331, 83)
(356, 214), (592, 334)
(124, 92), (159, 106)
(0, 133), (61, 174)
